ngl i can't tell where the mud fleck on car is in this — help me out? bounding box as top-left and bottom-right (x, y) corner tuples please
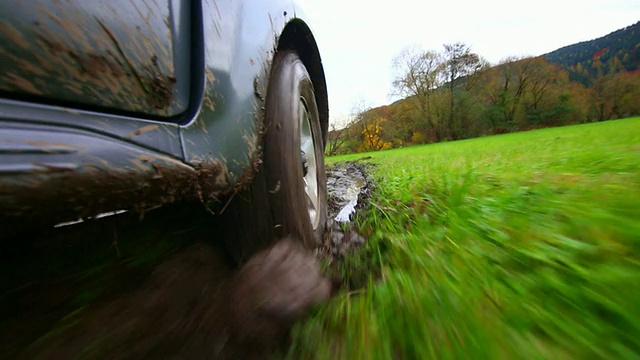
(0, 0), (329, 255)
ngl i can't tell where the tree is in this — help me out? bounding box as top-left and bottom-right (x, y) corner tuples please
(391, 45), (445, 140)
(591, 71), (640, 121)
(347, 101), (391, 153)
(482, 56), (570, 128)
(360, 116), (392, 151)
(442, 43), (485, 139)
(522, 58), (570, 125)
(482, 57), (525, 129)
(325, 116), (355, 156)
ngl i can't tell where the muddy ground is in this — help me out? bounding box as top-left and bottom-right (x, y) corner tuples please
(0, 161), (372, 359)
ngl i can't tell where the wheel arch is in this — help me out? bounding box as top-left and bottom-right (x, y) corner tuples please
(181, 2), (328, 199)
(277, 20), (329, 148)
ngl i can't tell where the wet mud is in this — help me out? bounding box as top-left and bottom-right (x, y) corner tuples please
(16, 238), (330, 359)
(0, 161), (373, 359)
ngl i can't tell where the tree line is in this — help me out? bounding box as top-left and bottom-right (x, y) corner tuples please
(326, 43), (640, 155)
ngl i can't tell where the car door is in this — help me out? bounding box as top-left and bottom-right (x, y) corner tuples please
(0, 0), (195, 156)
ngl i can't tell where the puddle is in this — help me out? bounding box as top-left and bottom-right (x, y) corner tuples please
(322, 160), (374, 259)
(326, 160), (372, 223)
(321, 160), (379, 291)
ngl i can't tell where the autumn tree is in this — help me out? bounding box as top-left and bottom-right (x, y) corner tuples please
(482, 56), (533, 129)
(346, 101), (391, 152)
(520, 59), (573, 125)
(481, 56), (583, 128)
(360, 116), (392, 151)
(591, 71), (640, 121)
(562, 82), (592, 124)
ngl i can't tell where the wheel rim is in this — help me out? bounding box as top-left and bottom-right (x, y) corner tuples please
(299, 97), (320, 230)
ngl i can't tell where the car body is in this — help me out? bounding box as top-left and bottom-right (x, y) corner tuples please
(0, 0), (329, 238)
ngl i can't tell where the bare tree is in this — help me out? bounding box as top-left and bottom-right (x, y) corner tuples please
(442, 42), (485, 138)
(325, 115), (354, 156)
(391, 45), (445, 140)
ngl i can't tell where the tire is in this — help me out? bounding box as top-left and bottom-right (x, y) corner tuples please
(219, 51), (327, 263)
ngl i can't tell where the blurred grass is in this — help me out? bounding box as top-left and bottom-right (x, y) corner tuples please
(289, 118), (640, 359)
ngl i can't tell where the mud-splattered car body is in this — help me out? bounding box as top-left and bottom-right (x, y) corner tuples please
(0, 0), (328, 235)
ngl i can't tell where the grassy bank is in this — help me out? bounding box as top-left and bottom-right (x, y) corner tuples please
(290, 118), (640, 358)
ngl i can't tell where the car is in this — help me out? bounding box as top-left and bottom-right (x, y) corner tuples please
(0, 0), (329, 257)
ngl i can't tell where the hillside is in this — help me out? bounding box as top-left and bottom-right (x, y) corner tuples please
(544, 21), (640, 84)
(326, 22), (640, 155)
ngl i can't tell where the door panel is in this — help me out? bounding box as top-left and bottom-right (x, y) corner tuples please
(0, 0), (191, 119)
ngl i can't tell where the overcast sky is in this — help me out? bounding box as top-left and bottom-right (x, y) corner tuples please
(296, 0), (640, 125)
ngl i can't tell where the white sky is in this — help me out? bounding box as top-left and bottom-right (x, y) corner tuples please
(296, 0), (640, 125)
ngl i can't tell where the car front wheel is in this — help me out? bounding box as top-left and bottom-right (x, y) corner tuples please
(220, 51), (327, 261)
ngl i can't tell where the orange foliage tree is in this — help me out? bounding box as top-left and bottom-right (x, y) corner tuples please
(360, 117), (392, 152)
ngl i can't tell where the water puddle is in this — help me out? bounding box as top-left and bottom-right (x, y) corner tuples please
(322, 160), (373, 259)
(326, 161), (371, 223)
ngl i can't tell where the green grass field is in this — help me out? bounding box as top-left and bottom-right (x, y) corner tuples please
(289, 118), (640, 359)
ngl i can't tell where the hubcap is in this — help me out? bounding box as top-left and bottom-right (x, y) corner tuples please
(299, 98), (319, 230)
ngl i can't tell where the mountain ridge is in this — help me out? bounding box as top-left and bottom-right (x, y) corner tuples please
(544, 21), (639, 84)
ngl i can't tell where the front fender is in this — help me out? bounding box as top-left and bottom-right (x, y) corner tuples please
(179, 0), (327, 191)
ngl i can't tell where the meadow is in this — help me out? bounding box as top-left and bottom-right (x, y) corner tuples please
(289, 118), (640, 358)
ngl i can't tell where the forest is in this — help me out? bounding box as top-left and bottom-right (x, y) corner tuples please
(326, 21), (640, 155)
